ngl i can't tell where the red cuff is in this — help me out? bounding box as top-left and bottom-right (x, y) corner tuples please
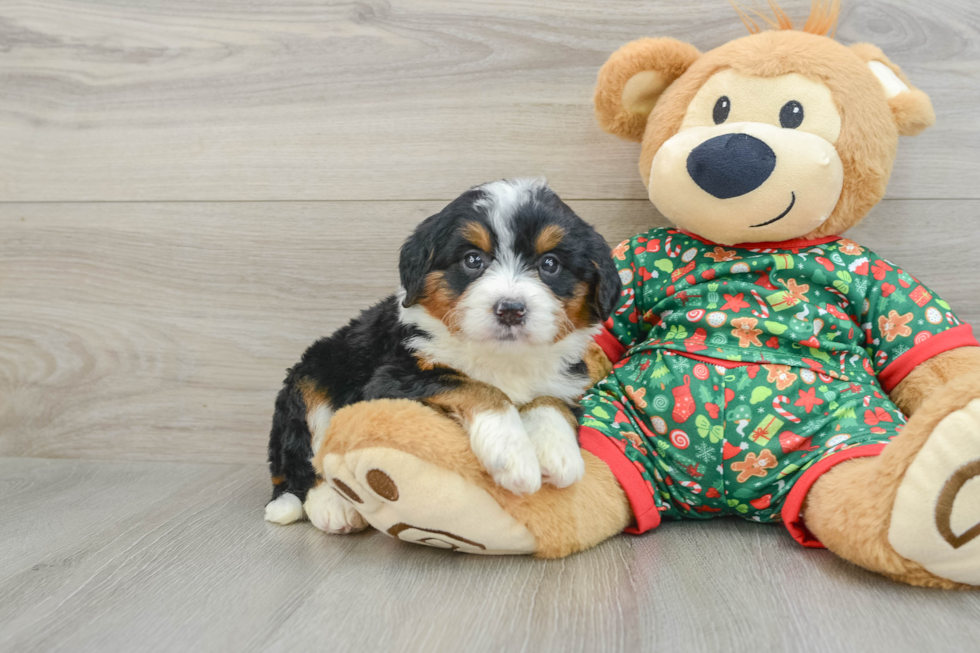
(594, 326), (627, 364)
(878, 324), (978, 393)
(780, 443), (888, 548)
(579, 426), (661, 534)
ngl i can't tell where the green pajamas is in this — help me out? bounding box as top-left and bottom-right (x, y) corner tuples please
(580, 229), (977, 545)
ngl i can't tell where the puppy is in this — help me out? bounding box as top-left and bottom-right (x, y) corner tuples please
(264, 178), (621, 533)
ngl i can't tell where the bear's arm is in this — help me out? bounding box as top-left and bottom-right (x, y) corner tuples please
(890, 347), (980, 416)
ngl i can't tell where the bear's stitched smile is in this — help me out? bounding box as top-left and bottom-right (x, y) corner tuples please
(750, 192), (796, 228)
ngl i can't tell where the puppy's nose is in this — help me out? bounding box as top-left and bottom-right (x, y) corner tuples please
(686, 133), (776, 199)
(494, 300), (526, 326)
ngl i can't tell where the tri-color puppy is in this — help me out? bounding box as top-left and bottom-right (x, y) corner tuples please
(264, 178), (621, 533)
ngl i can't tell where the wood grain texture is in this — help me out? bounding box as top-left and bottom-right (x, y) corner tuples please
(0, 457), (978, 653)
(0, 0), (977, 201)
(1, 199), (978, 464)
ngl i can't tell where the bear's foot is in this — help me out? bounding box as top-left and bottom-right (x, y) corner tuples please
(321, 447), (537, 554)
(889, 398), (980, 586)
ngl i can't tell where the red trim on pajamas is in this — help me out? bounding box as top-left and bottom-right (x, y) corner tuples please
(780, 443), (888, 548)
(676, 229), (842, 250)
(877, 324), (978, 393)
(580, 426), (661, 534)
(595, 326), (627, 364)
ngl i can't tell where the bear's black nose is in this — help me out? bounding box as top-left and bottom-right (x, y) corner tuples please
(686, 133), (776, 199)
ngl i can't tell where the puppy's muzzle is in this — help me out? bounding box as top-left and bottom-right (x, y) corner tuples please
(686, 133), (776, 199)
(494, 299), (527, 327)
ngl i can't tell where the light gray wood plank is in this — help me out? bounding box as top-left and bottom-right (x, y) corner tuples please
(1, 457), (978, 653)
(0, 0), (977, 201)
(2, 199), (978, 463)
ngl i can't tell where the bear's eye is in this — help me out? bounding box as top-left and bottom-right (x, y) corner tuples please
(779, 100), (804, 129)
(712, 96), (731, 124)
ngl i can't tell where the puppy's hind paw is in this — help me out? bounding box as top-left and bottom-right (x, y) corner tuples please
(264, 492), (305, 525)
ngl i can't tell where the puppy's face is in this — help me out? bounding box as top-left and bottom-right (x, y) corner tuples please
(399, 179), (620, 347)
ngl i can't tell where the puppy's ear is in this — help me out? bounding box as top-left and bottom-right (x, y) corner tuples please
(594, 38), (701, 142)
(851, 44), (936, 137)
(587, 235), (622, 322)
(399, 215), (440, 307)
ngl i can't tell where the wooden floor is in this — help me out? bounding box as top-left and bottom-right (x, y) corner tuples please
(2, 1), (979, 651)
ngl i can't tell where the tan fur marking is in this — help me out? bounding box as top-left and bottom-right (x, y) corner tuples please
(555, 282), (592, 342)
(519, 396), (579, 431)
(583, 342), (614, 384)
(271, 476), (285, 486)
(461, 221), (492, 253)
(422, 379), (513, 425)
(535, 224), (566, 255)
(297, 378), (328, 412)
(417, 271), (462, 333)
(415, 353), (437, 371)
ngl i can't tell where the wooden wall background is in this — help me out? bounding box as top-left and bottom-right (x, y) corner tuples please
(2, 0), (979, 466)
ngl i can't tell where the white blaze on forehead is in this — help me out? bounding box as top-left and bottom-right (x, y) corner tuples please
(473, 177), (548, 250)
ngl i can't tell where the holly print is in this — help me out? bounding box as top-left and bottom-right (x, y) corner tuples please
(604, 229), (970, 381)
(580, 228), (972, 526)
(580, 349), (905, 524)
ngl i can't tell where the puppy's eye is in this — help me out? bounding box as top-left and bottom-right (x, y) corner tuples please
(713, 96), (730, 124)
(539, 255), (561, 275)
(463, 250), (485, 271)
(779, 100), (804, 129)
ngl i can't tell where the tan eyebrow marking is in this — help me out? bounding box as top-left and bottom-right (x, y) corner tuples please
(535, 224), (566, 255)
(461, 221), (492, 252)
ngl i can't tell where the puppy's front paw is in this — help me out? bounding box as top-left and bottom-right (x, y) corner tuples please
(522, 405), (584, 488)
(468, 406), (541, 495)
(304, 482), (369, 534)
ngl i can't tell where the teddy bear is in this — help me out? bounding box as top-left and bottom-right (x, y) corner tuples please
(310, 2), (980, 589)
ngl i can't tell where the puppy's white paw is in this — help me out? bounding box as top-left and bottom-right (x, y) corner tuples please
(468, 406), (541, 495)
(522, 405), (584, 488)
(304, 482), (369, 534)
(264, 492), (305, 525)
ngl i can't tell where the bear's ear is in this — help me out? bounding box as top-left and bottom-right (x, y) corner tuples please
(594, 38), (701, 142)
(851, 43), (936, 137)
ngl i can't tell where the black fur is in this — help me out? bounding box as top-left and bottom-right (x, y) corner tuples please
(267, 181), (622, 509)
(267, 296), (464, 502)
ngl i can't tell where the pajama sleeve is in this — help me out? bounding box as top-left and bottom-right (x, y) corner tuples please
(861, 258), (978, 392)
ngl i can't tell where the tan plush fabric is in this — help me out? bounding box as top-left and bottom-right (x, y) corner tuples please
(805, 372), (980, 589)
(316, 399), (631, 558)
(594, 30), (935, 244)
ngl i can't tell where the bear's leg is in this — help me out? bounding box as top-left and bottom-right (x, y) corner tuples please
(804, 375), (980, 589)
(314, 399), (631, 557)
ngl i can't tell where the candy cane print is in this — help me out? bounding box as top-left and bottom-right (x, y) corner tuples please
(680, 480), (702, 494)
(824, 285), (850, 308)
(614, 288), (634, 315)
(773, 396), (802, 424)
(664, 235), (682, 258)
(750, 289), (770, 318)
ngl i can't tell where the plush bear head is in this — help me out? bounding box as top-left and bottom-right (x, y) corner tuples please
(594, 1), (935, 245)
